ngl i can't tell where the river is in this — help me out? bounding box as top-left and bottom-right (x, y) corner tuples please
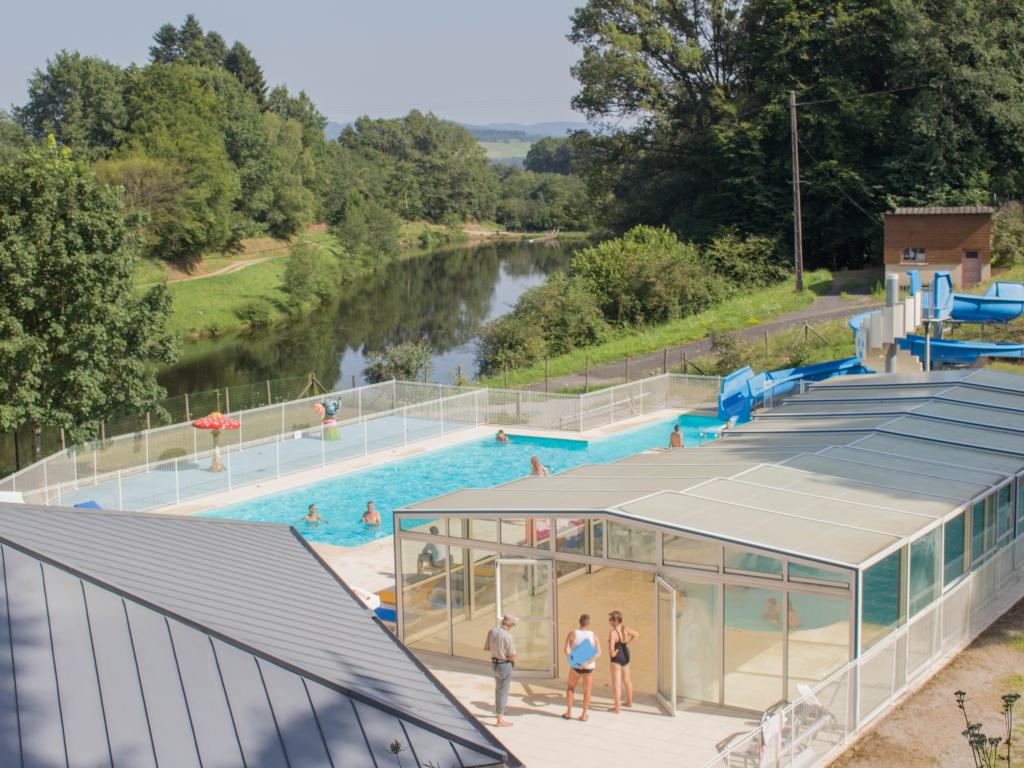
(156, 239), (577, 396)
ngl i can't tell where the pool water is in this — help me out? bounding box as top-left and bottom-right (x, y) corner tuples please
(202, 413), (723, 547)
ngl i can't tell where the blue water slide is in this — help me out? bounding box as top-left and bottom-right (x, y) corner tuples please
(717, 357), (872, 421)
(949, 293), (1024, 323)
(985, 282), (1024, 299)
(897, 334), (1024, 365)
(920, 271), (954, 320)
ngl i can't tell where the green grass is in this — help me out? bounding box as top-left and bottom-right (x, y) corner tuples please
(480, 269), (833, 387)
(479, 139), (533, 161)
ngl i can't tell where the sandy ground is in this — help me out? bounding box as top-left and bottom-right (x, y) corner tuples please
(831, 597), (1024, 767)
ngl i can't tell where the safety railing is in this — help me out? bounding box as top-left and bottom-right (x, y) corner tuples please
(0, 374), (720, 513)
(703, 537), (1024, 768)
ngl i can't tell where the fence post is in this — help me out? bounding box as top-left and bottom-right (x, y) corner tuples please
(663, 348), (668, 374)
(503, 362), (509, 390)
(352, 374), (356, 389)
(60, 428), (65, 451)
(683, 352), (688, 374)
(403, 407), (408, 445)
(184, 393), (191, 421)
(100, 421), (106, 441)
(266, 379), (273, 405)
(174, 459), (180, 504)
(275, 436), (281, 479)
(544, 358), (549, 393)
(585, 355), (590, 393)
(578, 396), (583, 431)
(93, 445), (98, 485)
(625, 355), (629, 382)
(144, 428), (150, 471)
(117, 470), (124, 511)
(224, 387), (230, 414)
(639, 380), (645, 416)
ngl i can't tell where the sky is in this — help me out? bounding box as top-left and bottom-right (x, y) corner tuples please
(1, 0), (589, 126)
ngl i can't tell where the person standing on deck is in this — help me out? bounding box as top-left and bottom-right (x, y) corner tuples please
(484, 615), (519, 727)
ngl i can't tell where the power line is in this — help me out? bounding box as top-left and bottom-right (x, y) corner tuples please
(795, 82), (937, 108)
(796, 135), (881, 225)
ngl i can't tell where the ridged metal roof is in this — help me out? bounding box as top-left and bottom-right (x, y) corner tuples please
(889, 206), (996, 215)
(0, 506), (512, 768)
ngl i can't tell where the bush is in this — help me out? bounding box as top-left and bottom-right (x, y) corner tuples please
(703, 231), (787, 288)
(993, 202), (1024, 267)
(282, 240), (337, 309)
(364, 339), (433, 383)
(475, 315), (546, 377)
(709, 331), (751, 375)
(235, 300), (271, 329)
(332, 196), (401, 261)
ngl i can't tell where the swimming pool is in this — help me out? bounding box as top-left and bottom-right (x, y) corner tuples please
(202, 413), (723, 547)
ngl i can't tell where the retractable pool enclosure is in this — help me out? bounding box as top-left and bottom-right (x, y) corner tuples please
(395, 369), (1024, 726)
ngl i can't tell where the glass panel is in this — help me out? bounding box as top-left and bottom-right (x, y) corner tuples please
(724, 585), (784, 709)
(399, 517), (444, 534)
(591, 520), (604, 557)
(788, 562), (850, 585)
(533, 518), (552, 550)
(657, 581), (675, 706)
(448, 518), (466, 539)
(555, 518), (590, 556)
(909, 529), (940, 616)
(985, 496), (998, 552)
(451, 548), (497, 660)
(607, 521), (656, 564)
(786, 591), (851, 699)
(998, 486), (1013, 543)
(724, 547), (783, 578)
(944, 513), (966, 586)
(468, 518), (498, 544)
(1017, 478), (1024, 538)
(400, 538), (448, 653)
(971, 501), (986, 563)
(664, 534), (719, 570)
(500, 518), (528, 547)
(499, 561), (552, 671)
(861, 549), (903, 650)
(667, 578), (719, 703)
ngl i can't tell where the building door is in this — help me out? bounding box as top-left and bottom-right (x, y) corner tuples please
(656, 576), (677, 715)
(962, 250), (981, 287)
(496, 559), (554, 675)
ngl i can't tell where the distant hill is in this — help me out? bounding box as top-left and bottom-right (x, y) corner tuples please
(324, 119), (590, 142)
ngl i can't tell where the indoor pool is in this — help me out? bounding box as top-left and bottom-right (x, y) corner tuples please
(202, 413), (723, 546)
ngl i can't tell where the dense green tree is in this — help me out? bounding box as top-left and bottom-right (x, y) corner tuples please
(282, 240), (337, 308)
(224, 42), (268, 106)
(524, 137), (573, 174)
(0, 111), (28, 164)
(263, 112), (317, 237)
(150, 15), (227, 68)
(496, 167), (592, 231)
(121, 64), (241, 263)
(332, 193), (401, 261)
(15, 51), (128, 160)
(267, 85), (328, 149)
(0, 139), (176, 459)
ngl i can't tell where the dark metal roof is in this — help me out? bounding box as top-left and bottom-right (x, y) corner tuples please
(888, 206), (996, 215)
(0, 505), (512, 768)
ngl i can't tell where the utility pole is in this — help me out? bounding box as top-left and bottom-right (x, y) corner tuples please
(789, 90), (805, 292)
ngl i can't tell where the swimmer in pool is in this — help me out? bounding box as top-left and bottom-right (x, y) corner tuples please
(496, 429), (509, 444)
(669, 425), (683, 448)
(361, 500), (381, 526)
(530, 456), (548, 476)
(303, 504), (327, 526)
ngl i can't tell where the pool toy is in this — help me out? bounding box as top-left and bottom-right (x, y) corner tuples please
(567, 637), (597, 669)
(316, 399), (341, 441)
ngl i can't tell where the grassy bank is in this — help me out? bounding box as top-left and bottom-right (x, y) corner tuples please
(479, 269), (833, 387)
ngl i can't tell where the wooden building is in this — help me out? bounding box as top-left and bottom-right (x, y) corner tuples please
(883, 206), (995, 288)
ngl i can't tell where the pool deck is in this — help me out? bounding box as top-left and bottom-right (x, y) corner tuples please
(429, 658), (755, 767)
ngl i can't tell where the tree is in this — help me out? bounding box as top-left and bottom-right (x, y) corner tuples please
(149, 15), (229, 68)
(263, 112), (316, 237)
(15, 51), (128, 160)
(0, 139), (176, 459)
(267, 85), (328, 149)
(0, 110), (28, 164)
(332, 194), (401, 261)
(121, 64), (241, 264)
(282, 240), (337, 309)
(524, 137), (573, 174)
(224, 42), (268, 106)
(363, 340), (433, 383)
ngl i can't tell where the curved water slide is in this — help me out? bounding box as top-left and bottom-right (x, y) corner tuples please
(896, 334), (1024, 364)
(921, 274), (1024, 323)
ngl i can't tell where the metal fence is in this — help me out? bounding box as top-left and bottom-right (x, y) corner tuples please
(703, 537), (1024, 768)
(0, 374), (720, 513)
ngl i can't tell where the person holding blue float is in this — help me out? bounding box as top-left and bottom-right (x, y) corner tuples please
(562, 613), (600, 721)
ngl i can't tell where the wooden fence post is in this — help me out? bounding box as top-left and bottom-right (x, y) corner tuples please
(625, 355), (630, 382)
(585, 356), (590, 393)
(503, 362), (509, 390)
(60, 428), (66, 451)
(683, 352), (688, 375)
(663, 348), (668, 374)
(184, 393), (190, 421)
(351, 374), (356, 389)
(224, 387), (231, 414)
(265, 379), (273, 404)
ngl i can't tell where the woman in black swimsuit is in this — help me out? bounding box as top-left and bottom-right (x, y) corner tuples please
(608, 610), (639, 713)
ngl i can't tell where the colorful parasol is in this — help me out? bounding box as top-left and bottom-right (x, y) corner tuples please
(192, 412), (240, 472)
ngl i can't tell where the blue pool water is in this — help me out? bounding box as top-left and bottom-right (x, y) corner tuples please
(202, 413), (723, 546)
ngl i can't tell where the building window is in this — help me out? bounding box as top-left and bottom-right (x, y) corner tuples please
(901, 247), (927, 264)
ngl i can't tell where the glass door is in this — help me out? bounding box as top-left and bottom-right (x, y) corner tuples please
(496, 559), (554, 675)
(656, 576), (677, 714)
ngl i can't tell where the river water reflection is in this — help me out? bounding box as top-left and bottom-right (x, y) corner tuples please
(157, 240), (576, 395)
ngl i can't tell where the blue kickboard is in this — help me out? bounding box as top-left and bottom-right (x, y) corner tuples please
(567, 638), (597, 668)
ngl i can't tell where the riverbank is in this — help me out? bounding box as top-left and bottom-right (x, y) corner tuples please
(478, 269), (845, 388)
(144, 223), (591, 339)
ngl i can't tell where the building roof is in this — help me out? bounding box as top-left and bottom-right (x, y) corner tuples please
(401, 369), (1024, 570)
(888, 206), (996, 216)
(0, 505), (512, 768)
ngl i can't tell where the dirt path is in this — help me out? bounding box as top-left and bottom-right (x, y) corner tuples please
(831, 597), (1024, 767)
(166, 252), (284, 283)
(529, 293), (881, 391)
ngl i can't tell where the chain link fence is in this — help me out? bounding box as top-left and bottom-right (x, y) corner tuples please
(0, 374), (721, 513)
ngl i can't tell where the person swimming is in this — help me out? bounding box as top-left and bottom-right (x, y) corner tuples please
(361, 500), (381, 526)
(496, 429), (509, 444)
(303, 504), (327, 526)
(530, 456), (548, 476)
(669, 424), (683, 448)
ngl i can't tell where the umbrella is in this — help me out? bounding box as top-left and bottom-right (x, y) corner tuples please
(192, 412), (240, 472)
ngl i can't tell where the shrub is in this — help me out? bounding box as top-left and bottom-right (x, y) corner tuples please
(475, 314), (546, 376)
(235, 300), (271, 329)
(993, 202), (1024, 267)
(282, 240), (337, 309)
(364, 339), (433, 383)
(703, 231), (787, 288)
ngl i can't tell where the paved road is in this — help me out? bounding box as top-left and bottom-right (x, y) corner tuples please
(529, 294), (881, 392)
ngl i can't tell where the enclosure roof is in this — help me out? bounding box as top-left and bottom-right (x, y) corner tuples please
(889, 206), (996, 215)
(400, 371), (1024, 569)
(0, 504), (511, 767)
